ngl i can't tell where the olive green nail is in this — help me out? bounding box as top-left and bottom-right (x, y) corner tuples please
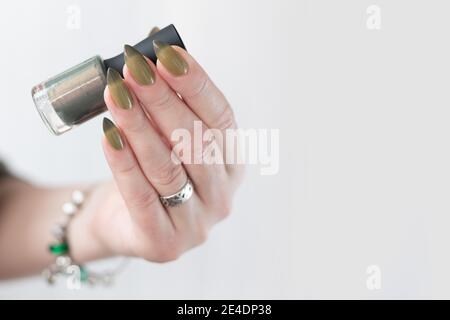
(149, 26), (160, 36)
(124, 44), (155, 86)
(106, 68), (133, 110)
(103, 118), (124, 150)
(153, 40), (189, 76)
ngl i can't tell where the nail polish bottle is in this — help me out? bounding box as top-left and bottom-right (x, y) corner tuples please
(31, 24), (185, 135)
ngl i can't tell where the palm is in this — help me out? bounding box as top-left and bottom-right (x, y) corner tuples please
(87, 182), (138, 256)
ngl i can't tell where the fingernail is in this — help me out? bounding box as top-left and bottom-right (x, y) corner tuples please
(103, 118), (124, 150)
(124, 44), (155, 86)
(149, 26), (160, 36)
(153, 40), (189, 76)
(106, 68), (133, 110)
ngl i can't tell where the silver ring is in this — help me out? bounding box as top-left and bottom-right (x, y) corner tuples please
(160, 179), (194, 207)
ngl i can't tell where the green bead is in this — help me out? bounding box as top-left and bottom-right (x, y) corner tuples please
(79, 266), (89, 282)
(49, 242), (69, 256)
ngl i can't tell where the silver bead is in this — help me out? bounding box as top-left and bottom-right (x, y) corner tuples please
(56, 255), (72, 268)
(59, 215), (71, 228)
(42, 268), (56, 284)
(62, 202), (77, 216)
(51, 224), (66, 240)
(71, 190), (85, 206)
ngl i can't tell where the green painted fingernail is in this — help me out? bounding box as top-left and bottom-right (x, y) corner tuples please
(103, 118), (124, 150)
(153, 40), (189, 77)
(107, 68), (133, 110)
(124, 44), (155, 86)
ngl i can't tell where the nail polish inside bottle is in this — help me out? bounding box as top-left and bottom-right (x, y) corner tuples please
(32, 56), (106, 135)
(31, 24), (185, 135)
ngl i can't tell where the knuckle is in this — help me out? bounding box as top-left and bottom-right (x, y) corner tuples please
(195, 224), (209, 245)
(148, 87), (174, 111)
(152, 159), (185, 188)
(128, 188), (160, 211)
(152, 237), (182, 263)
(211, 104), (235, 131)
(152, 249), (180, 263)
(116, 161), (137, 176)
(215, 196), (233, 221)
(184, 76), (209, 100)
(121, 115), (148, 135)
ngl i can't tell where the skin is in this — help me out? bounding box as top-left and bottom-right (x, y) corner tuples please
(0, 45), (244, 279)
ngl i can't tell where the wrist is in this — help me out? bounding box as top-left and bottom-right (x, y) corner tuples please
(67, 184), (115, 263)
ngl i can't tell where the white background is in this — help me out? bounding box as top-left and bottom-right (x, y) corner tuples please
(0, 0), (449, 299)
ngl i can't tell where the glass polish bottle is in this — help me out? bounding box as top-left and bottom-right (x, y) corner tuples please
(31, 24), (185, 135)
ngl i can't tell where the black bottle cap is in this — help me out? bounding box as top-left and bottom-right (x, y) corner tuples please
(104, 24), (186, 75)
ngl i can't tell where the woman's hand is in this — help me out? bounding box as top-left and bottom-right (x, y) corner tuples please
(71, 43), (244, 263)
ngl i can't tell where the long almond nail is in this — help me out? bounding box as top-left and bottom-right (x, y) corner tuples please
(153, 40), (188, 76)
(124, 45), (155, 86)
(149, 26), (160, 36)
(106, 68), (133, 110)
(103, 118), (124, 150)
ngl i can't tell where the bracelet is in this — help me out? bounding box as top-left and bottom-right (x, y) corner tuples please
(42, 190), (128, 287)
